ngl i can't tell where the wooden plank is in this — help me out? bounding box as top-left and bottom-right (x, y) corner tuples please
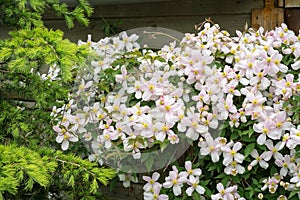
(45, 14), (251, 42)
(44, 0), (263, 19)
(99, 182), (144, 200)
(251, 0), (284, 31)
(286, 0), (300, 7)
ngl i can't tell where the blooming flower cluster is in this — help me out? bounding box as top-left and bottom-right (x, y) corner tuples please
(52, 23), (300, 199)
(143, 161), (205, 199)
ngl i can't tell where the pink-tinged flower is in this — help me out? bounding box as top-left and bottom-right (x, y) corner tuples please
(272, 111), (292, 134)
(64, 113), (87, 133)
(112, 36), (125, 51)
(163, 166), (187, 196)
(291, 60), (300, 70)
(180, 109), (208, 141)
(222, 142), (245, 166)
(168, 132), (180, 144)
(199, 134), (221, 162)
(118, 173), (138, 188)
(224, 160), (245, 176)
(127, 80), (143, 99)
(112, 104), (129, 121)
(141, 77), (164, 101)
(265, 139), (284, 160)
(288, 149), (298, 174)
(258, 50), (287, 77)
(157, 95), (182, 125)
(185, 161), (202, 177)
(223, 84), (241, 96)
(197, 82), (221, 104)
(235, 56), (255, 79)
(222, 65), (236, 79)
(290, 127), (300, 146)
(82, 132), (92, 141)
(275, 74), (295, 99)
(186, 175), (205, 196)
(211, 183), (236, 200)
(229, 113), (240, 128)
(115, 65), (131, 88)
(120, 32), (140, 51)
(183, 50), (213, 84)
(134, 114), (154, 138)
(144, 184), (169, 200)
(253, 120), (269, 143)
(201, 113), (218, 129)
(54, 121), (79, 151)
(290, 168), (300, 187)
(275, 155), (292, 177)
(277, 195), (287, 200)
(106, 96), (122, 113)
(50, 105), (63, 117)
(249, 149), (270, 169)
(143, 172), (161, 191)
(250, 64), (270, 90)
(192, 90), (210, 108)
(77, 79), (93, 95)
(130, 103), (150, 116)
(261, 174), (281, 194)
(216, 95), (237, 120)
(155, 123), (175, 142)
(244, 92), (266, 114)
(123, 130), (145, 159)
(83, 102), (102, 123)
(254, 120), (281, 145)
(98, 130), (118, 149)
(238, 108), (247, 123)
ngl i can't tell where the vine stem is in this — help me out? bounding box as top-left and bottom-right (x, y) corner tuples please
(55, 157), (96, 177)
(143, 31), (181, 43)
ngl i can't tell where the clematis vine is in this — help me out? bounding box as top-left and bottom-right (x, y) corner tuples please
(51, 22), (300, 199)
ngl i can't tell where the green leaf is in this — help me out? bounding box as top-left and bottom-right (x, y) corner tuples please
(282, 100), (290, 108)
(294, 95), (300, 102)
(288, 190), (299, 199)
(214, 173), (227, 179)
(192, 192), (202, 200)
(230, 132), (239, 140)
(244, 143), (256, 158)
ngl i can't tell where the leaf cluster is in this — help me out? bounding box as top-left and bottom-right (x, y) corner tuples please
(0, 145), (116, 200)
(0, 0), (93, 29)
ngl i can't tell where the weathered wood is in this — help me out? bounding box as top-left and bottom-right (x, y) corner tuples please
(251, 0), (284, 31)
(45, 14), (251, 42)
(0, 24), (10, 39)
(44, 0), (263, 19)
(2, 0), (263, 42)
(100, 182), (144, 200)
(285, 8), (300, 33)
(286, 0), (300, 7)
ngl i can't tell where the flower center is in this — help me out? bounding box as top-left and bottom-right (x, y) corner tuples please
(230, 150), (236, 156)
(165, 105), (171, 111)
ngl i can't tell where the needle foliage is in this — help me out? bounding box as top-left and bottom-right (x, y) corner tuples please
(0, 1), (115, 199)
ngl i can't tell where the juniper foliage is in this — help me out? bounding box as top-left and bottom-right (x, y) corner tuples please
(0, 1), (115, 199)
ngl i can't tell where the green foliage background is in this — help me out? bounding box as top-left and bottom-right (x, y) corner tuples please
(0, 1), (116, 199)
